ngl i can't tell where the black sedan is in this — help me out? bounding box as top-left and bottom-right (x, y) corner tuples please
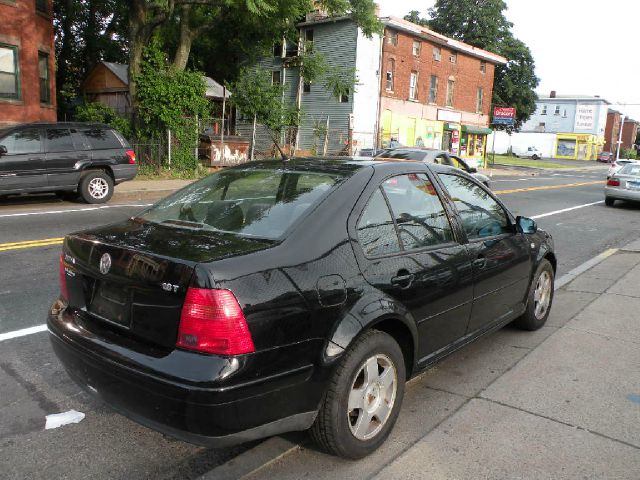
(49, 158), (556, 459)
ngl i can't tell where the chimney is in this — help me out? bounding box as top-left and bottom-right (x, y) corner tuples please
(550, 90), (556, 98)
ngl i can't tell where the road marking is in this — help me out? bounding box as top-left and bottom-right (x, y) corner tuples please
(0, 324), (48, 342)
(0, 237), (64, 252)
(494, 180), (602, 195)
(0, 203), (151, 219)
(530, 200), (605, 220)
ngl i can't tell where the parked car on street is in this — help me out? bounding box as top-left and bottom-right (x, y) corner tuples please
(49, 158), (555, 459)
(607, 158), (640, 178)
(375, 148), (492, 188)
(605, 163), (640, 206)
(597, 151), (614, 163)
(512, 146), (542, 160)
(0, 122), (137, 203)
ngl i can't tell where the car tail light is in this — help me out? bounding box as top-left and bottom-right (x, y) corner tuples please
(177, 288), (255, 355)
(607, 178), (620, 187)
(59, 254), (69, 301)
(126, 150), (136, 164)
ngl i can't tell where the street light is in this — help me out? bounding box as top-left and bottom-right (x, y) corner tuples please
(616, 115), (626, 161)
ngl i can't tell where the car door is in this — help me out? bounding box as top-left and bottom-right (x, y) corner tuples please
(352, 173), (474, 362)
(45, 127), (89, 188)
(437, 173), (533, 333)
(0, 127), (45, 191)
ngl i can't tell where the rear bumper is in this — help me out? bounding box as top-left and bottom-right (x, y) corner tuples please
(47, 307), (322, 447)
(604, 186), (640, 202)
(112, 164), (138, 184)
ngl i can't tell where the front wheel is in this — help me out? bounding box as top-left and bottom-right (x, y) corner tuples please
(531, 154), (540, 160)
(79, 171), (114, 204)
(310, 330), (405, 459)
(514, 259), (554, 331)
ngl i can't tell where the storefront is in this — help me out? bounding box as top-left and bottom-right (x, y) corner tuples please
(460, 125), (492, 167)
(443, 123), (461, 155)
(555, 133), (604, 160)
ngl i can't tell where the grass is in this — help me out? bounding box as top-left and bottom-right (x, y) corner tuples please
(135, 164), (210, 180)
(489, 154), (574, 169)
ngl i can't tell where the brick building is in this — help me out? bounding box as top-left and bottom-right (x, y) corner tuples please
(621, 119), (639, 151)
(0, 0), (56, 125)
(379, 17), (506, 164)
(604, 110), (638, 155)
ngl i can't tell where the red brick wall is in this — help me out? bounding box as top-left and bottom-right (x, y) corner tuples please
(381, 28), (496, 118)
(604, 111), (620, 152)
(621, 121), (638, 150)
(0, 0), (56, 125)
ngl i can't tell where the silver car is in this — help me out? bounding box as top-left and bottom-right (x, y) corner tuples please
(375, 148), (492, 188)
(605, 163), (640, 207)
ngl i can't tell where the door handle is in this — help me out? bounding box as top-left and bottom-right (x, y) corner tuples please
(391, 271), (415, 289)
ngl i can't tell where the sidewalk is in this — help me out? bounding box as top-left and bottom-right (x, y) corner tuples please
(240, 243), (640, 480)
(112, 178), (194, 202)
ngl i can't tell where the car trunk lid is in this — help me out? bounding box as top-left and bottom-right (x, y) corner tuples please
(62, 219), (274, 349)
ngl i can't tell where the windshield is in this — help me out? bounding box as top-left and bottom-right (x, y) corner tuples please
(139, 166), (346, 240)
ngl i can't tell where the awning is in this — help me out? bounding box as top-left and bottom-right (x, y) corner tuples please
(462, 125), (493, 135)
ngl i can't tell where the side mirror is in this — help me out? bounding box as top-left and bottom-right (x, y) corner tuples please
(0, 145), (7, 156)
(516, 216), (537, 234)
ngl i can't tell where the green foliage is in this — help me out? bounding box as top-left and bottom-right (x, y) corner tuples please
(323, 65), (357, 101)
(404, 10), (429, 26)
(134, 40), (210, 171)
(426, 0), (539, 129)
(75, 102), (133, 139)
(621, 148), (637, 159)
(229, 67), (300, 136)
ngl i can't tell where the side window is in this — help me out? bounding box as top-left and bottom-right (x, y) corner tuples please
(382, 174), (454, 250)
(80, 129), (123, 150)
(357, 188), (400, 257)
(439, 174), (510, 240)
(70, 129), (90, 150)
(46, 128), (75, 153)
(0, 129), (41, 154)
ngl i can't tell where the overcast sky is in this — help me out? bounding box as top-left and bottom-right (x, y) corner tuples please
(378, 0), (640, 121)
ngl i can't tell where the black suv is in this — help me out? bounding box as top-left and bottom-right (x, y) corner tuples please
(0, 122), (137, 203)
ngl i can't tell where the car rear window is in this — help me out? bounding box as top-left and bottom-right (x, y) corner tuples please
(619, 164), (640, 176)
(139, 166), (347, 240)
(79, 129), (123, 150)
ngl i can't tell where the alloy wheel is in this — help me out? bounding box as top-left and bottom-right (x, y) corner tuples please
(533, 270), (552, 319)
(88, 177), (109, 199)
(347, 354), (397, 441)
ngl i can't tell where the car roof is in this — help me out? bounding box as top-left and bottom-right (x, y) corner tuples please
(4, 121), (112, 130)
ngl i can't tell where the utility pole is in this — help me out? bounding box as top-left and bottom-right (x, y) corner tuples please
(616, 115), (626, 161)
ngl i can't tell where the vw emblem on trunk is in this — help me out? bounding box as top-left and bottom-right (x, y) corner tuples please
(99, 253), (112, 275)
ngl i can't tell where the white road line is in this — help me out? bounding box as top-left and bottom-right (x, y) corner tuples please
(0, 324), (47, 342)
(0, 203), (152, 219)
(531, 200), (604, 220)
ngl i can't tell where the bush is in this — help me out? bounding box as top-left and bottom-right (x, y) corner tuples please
(620, 147), (637, 159)
(75, 102), (133, 139)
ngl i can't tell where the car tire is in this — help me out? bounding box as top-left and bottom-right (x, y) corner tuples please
(531, 154), (540, 160)
(514, 259), (554, 331)
(310, 330), (406, 459)
(605, 197), (615, 207)
(79, 170), (114, 204)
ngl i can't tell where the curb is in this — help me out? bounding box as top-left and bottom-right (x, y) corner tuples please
(554, 248), (618, 289)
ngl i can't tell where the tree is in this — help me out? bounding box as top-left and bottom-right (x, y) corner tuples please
(426, 0), (539, 128)
(403, 10), (428, 26)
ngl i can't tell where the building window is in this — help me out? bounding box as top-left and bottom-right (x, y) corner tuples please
(433, 46), (441, 61)
(386, 59), (394, 91)
(563, 108), (567, 118)
(303, 81), (311, 93)
(284, 38), (297, 57)
(36, 0), (48, 14)
(273, 42), (283, 57)
(480, 60), (486, 73)
(272, 70), (281, 85)
(0, 44), (20, 100)
(428, 75), (438, 104)
(38, 52), (50, 104)
(409, 71), (418, 100)
(339, 89), (350, 103)
(476, 87), (484, 113)
(541, 105), (547, 115)
(554, 105), (561, 115)
(412, 40), (421, 56)
(387, 30), (398, 46)
(446, 78), (455, 107)
(304, 29), (314, 53)
(450, 52), (457, 64)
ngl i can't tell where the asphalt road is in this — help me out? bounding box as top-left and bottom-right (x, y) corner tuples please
(1, 164), (639, 479)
